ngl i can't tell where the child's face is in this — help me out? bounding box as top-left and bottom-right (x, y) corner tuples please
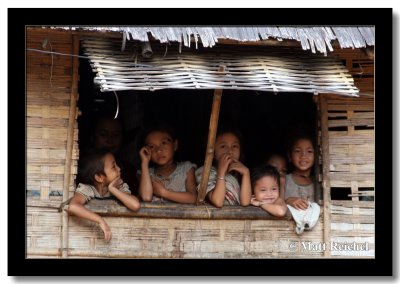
(103, 153), (121, 184)
(94, 118), (122, 154)
(145, 131), (177, 166)
(267, 155), (287, 177)
(253, 176), (279, 204)
(214, 133), (241, 162)
(290, 139), (314, 172)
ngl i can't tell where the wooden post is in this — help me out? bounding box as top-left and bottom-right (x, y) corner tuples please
(197, 66), (226, 204)
(313, 95), (322, 203)
(60, 34), (80, 258)
(319, 94), (332, 257)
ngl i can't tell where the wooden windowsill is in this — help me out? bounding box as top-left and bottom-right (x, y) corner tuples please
(85, 199), (293, 220)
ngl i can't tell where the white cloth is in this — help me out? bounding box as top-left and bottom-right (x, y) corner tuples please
(287, 202), (320, 235)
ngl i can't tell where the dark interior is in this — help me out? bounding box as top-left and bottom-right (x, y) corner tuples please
(78, 51), (317, 171)
(77, 48), (329, 206)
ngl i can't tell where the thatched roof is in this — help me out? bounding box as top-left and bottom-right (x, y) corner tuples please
(59, 26), (375, 55)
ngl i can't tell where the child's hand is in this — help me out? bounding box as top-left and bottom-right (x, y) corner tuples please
(152, 179), (167, 198)
(99, 219), (112, 241)
(250, 196), (263, 207)
(291, 198), (309, 210)
(228, 160), (249, 176)
(139, 146), (152, 164)
(217, 153), (233, 175)
(108, 177), (124, 191)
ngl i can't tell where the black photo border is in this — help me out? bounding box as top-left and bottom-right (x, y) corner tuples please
(8, 7), (393, 276)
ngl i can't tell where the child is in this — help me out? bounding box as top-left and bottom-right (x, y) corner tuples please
(285, 134), (320, 234)
(195, 127), (251, 207)
(250, 165), (287, 217)
(68, 149), (141, 241)
(91, 115), (139, 196)
(138, 125), (197, 204)
(266, 153), (287, 200)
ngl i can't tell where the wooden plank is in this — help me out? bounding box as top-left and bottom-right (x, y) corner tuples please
(328, 135), (374, 145)
(330, 180), (374, 187)
(331, 214), (374, 224)
(331, 200), (375, 208)
(319, 94), (332, 257)
(328, 172), (374, 181)
(61, 34), (80, 258)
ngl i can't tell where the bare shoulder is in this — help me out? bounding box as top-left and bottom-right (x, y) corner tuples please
(70, 192), (87, 205)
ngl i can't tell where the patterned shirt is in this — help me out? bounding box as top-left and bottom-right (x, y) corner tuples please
(75, 183), (131, 202)
(195, 166), (240, 205)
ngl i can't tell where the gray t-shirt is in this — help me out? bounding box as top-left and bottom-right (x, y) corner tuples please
(284, 173), (315, 202)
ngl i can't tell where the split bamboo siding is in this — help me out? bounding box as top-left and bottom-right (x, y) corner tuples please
(27, 28), (79, 257)
(321, 94), (374, 257)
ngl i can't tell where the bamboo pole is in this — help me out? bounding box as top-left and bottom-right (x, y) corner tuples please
(319, 94), (332, 257)
(60, 34), (80, 258)
(197, 65), (226, 204)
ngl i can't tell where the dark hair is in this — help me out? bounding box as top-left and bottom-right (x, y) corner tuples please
(140, 123), (177, 147)
(93, 115), (124, 136)
(287, 133), (315, 154)
(265, 151), (287, 165)
(216, 125), (243, 144)
(78, 148), (111, 185)
(250, 164), (280, 190)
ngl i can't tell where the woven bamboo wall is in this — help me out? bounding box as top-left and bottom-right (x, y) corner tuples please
(322, 94), (374, 257)
(27, 28), (79, 199)
(26, 212), (323, 258)
(27, 28), (79, 257)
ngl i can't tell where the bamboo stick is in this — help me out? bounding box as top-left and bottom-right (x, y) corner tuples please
(61, 34), (79, 258)
(197, 65), (225, 204)
(320, 94), (332, 257)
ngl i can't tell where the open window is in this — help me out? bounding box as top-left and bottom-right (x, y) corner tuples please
(76, 37), (359, 219)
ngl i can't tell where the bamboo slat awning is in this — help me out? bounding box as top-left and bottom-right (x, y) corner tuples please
(82, 37), (359, 96)
(56, 26), (375, 54)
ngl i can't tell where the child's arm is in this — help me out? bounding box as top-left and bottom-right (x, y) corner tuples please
(108, 177), (141, 211)
(252, 197), (288, 217)
(67, 193), (112, 241)
(152, 168), (198, 204)
(207, 154), (232, 207)
(229, 160), (251, 206)
(286, 197), (309, 210)
(138, 147), (153, 202)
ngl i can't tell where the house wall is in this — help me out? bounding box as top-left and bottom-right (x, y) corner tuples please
(26, 28), (374, 258)
(321, 94), (375, 257)
(321, 49), (375, 257)
(27, 28), (79, 257)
